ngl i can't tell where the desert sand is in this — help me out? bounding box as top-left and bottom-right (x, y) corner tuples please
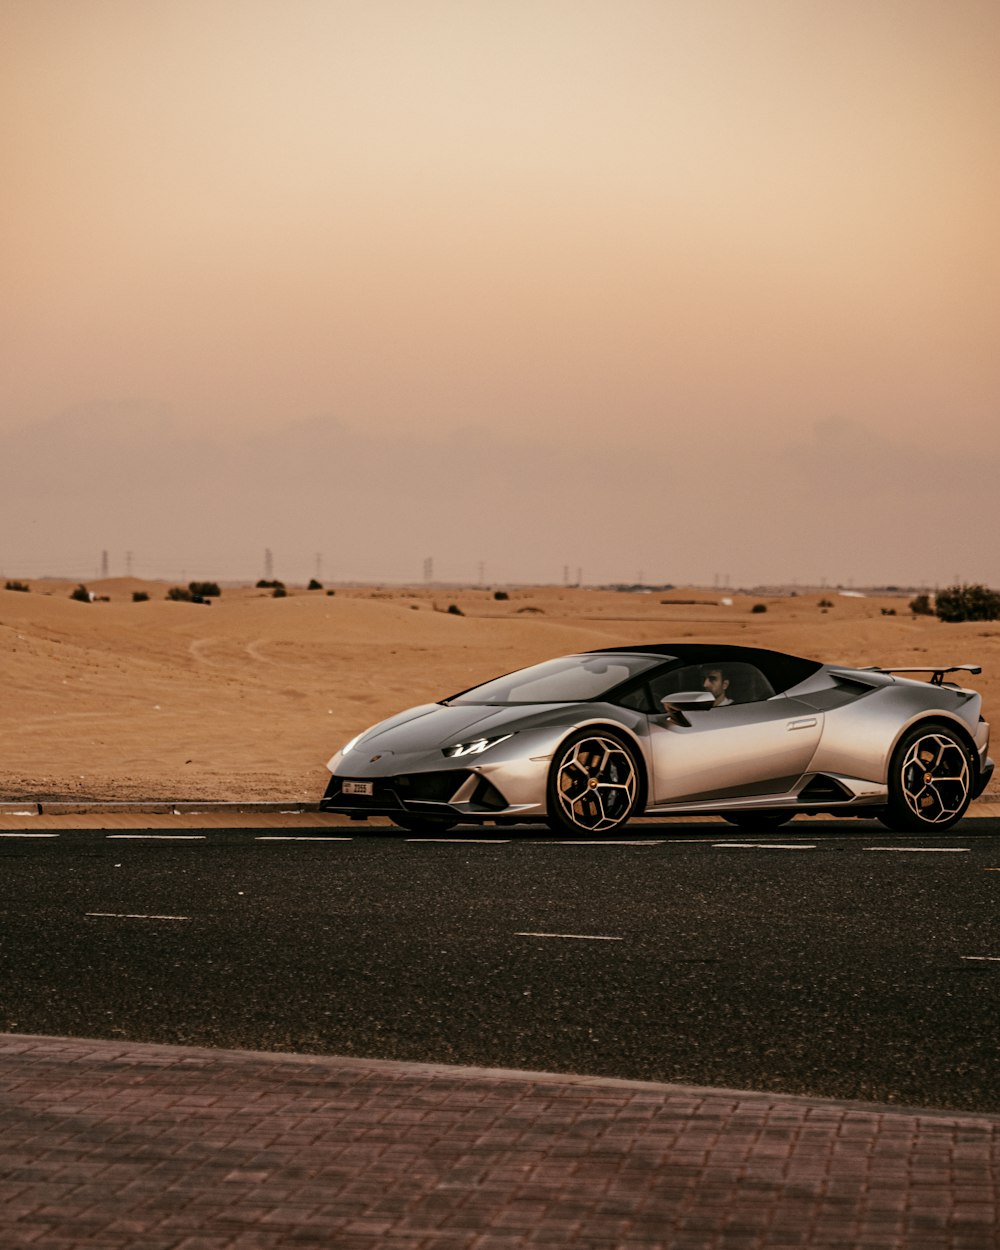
(2, 580), (998, 803)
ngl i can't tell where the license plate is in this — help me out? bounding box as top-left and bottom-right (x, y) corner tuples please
(343, 781), (374, 797)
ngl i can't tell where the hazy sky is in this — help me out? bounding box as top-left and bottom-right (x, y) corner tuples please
(3, 0), (998, 586)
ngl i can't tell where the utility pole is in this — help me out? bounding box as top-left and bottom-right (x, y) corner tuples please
(100, 549), (109, 579)
(423, 557), (433, 584)
(125, 551), (133, 577)
(478, 561), (485, 586)
(264, 548), (274, 581)
(315, 552), (322, 582)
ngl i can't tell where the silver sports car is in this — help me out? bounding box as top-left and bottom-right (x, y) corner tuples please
(320, 644), (993, 834)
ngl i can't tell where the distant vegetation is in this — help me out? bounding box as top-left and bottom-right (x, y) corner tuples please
(493, 590), (509, 601)
(4, 580), (30, 592)
(446, 603), (464, 615)
(909, 593), (934, 616)
(256, 579), (285, 590)
(751, 603), (767, 614)
(817, 598), (833, 608)
(69, 584), (91, 603)
(272, 585), (287, 598)
(167, 582), (219, 602)
(132, 591), (149, 602)
(308, 578), (323, 590)
(933, 584), (1000, 623)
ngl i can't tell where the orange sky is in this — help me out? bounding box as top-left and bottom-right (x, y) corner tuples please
(2, 0), (999, 586)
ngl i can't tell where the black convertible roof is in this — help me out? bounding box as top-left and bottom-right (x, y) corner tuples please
(586, 643), (823, 694)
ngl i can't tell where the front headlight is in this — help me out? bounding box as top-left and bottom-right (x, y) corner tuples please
(443, 733), (513, 759)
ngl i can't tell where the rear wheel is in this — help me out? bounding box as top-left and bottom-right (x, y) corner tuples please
(878, 721), (975, 832)
(545, 729), (641, 835)
(722, 812), (794, 831)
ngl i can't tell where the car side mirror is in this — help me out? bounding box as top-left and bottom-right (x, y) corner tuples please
(661, 690), (716, 710)
(659, 689), (716, 727)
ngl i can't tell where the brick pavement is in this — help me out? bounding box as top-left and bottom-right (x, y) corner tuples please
(1, 1034), (998, 1249)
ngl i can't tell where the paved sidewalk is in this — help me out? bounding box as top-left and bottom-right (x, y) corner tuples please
(2, 1035), (998, 1249)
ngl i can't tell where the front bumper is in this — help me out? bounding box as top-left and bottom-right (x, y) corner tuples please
(974, 756), (995, 800)
(319, 767), (539, 821)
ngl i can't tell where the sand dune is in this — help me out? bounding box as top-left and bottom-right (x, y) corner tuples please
(2, 581), (998, 803)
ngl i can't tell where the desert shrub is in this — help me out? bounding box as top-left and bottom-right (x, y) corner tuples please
(132, 591), (150, 602)
(909, 593), (934, 616)
(70, 584), (91, 603)
(308, 578), (323, 590)
(326, 589), (336, 596)
(934, 584), (1000, 623)
(493, 590), (509, 601)
(5, 580), (29, 592)
(272, 585), (287, 598)
(751, 603), (767, 614)
(188, 581), (220, 598)
(166, 585), (192, 601)
(446, 603), (464, 615)
(880, 607), (897, 616)
(257, 578), (285, 590)
(817, 598), (833, 609)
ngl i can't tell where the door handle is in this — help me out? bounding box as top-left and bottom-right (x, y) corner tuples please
(787, 717), (818, 731)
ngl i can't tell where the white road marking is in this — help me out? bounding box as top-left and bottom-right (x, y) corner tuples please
(532, 841), (665, 846)
(105, 834), (206, 840)
(863, 847), (969, 853)
(255, 836), (352, 842)
(416, 837), (513, 844)
(0, 832), (59, 838)
(85, 912), (191, 921)
(515, 931), (623, 941)
(961, 955), (1000, 962)
(712, 843), (816, 850)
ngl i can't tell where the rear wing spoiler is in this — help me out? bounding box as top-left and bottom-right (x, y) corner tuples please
(863, 664), (982, 687)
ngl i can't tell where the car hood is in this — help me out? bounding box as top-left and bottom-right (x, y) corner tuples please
(352, 701), (580, 753)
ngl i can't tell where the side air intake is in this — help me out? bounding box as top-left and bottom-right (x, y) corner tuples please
(797, 775), (853, 803)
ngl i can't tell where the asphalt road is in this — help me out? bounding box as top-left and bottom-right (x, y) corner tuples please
(2, 818), (1000, 1114)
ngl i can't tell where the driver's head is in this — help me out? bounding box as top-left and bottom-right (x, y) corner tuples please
(701, 666), (730, 706)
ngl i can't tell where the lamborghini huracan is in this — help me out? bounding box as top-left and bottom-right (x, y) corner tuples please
(320, 644), (993, 834)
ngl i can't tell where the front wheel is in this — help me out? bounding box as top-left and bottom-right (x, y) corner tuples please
(878, 722), (975, 832)
(545, 729), (642, 835)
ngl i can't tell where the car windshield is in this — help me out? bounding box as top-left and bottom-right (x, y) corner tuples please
(447, 653), (666, 705)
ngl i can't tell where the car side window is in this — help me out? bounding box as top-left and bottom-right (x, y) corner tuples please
(650, 663), (776, 707)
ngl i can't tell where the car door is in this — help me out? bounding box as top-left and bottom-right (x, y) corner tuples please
(646, 697), (824, 805)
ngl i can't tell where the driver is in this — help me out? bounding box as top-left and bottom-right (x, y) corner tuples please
(701, 665), (733, 707)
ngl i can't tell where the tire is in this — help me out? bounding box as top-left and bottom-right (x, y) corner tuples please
(722, 812), (794, 831)
(878, 721), (976, 833)
(545, 729), (642, 836)
(389, 816), (457, 834)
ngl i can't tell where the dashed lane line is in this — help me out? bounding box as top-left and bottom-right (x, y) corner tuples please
(105, 834), (206, 840)
(405, 838), (511, 844)
(864, 846), (970, 853)
(255, 836), (352, 842)
(712, 843), (817, 850)
(0, 832), (59, 838)
(515, 931), (624, 941)
(961, 955), (1000, 962)
(85, 912), (191, 921)
(530, 841), (665, 846)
